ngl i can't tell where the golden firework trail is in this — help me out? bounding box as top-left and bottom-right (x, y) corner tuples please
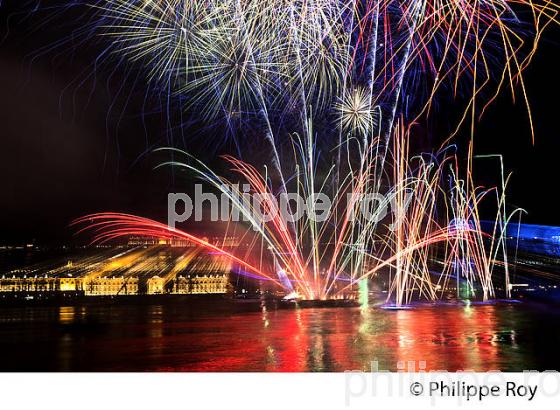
(65, 0), (558, 304)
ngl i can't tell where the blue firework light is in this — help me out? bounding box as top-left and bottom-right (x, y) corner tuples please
(8, 0), (556, 304)
(78, 0), (555, 141)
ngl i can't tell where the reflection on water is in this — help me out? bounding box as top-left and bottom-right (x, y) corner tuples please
(0, 303), (559, 371)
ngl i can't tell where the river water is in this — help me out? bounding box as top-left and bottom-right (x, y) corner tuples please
(0, 302), (558, 371)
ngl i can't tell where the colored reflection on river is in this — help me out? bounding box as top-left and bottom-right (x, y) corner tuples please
(0, 302), (558, 371)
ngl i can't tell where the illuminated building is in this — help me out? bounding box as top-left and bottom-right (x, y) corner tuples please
(147, 276), (165, 294)
(59, 278), (83, 292)
(0, 245), (233, 296)
(173, 274), (229, 294)
(127, 236), (240, 248)
(83, 277), (139, 296)
(0, 277), (59, 292)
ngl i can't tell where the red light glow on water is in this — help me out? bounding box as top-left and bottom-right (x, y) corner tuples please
(1, 303), (555, 371)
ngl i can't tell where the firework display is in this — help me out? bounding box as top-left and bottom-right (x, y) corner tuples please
(65, 0), (559, 305)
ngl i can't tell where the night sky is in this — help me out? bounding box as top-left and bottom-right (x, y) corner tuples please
(1, 2), (559, 244)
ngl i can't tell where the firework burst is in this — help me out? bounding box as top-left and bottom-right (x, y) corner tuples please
(42, 0), (556, 304)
